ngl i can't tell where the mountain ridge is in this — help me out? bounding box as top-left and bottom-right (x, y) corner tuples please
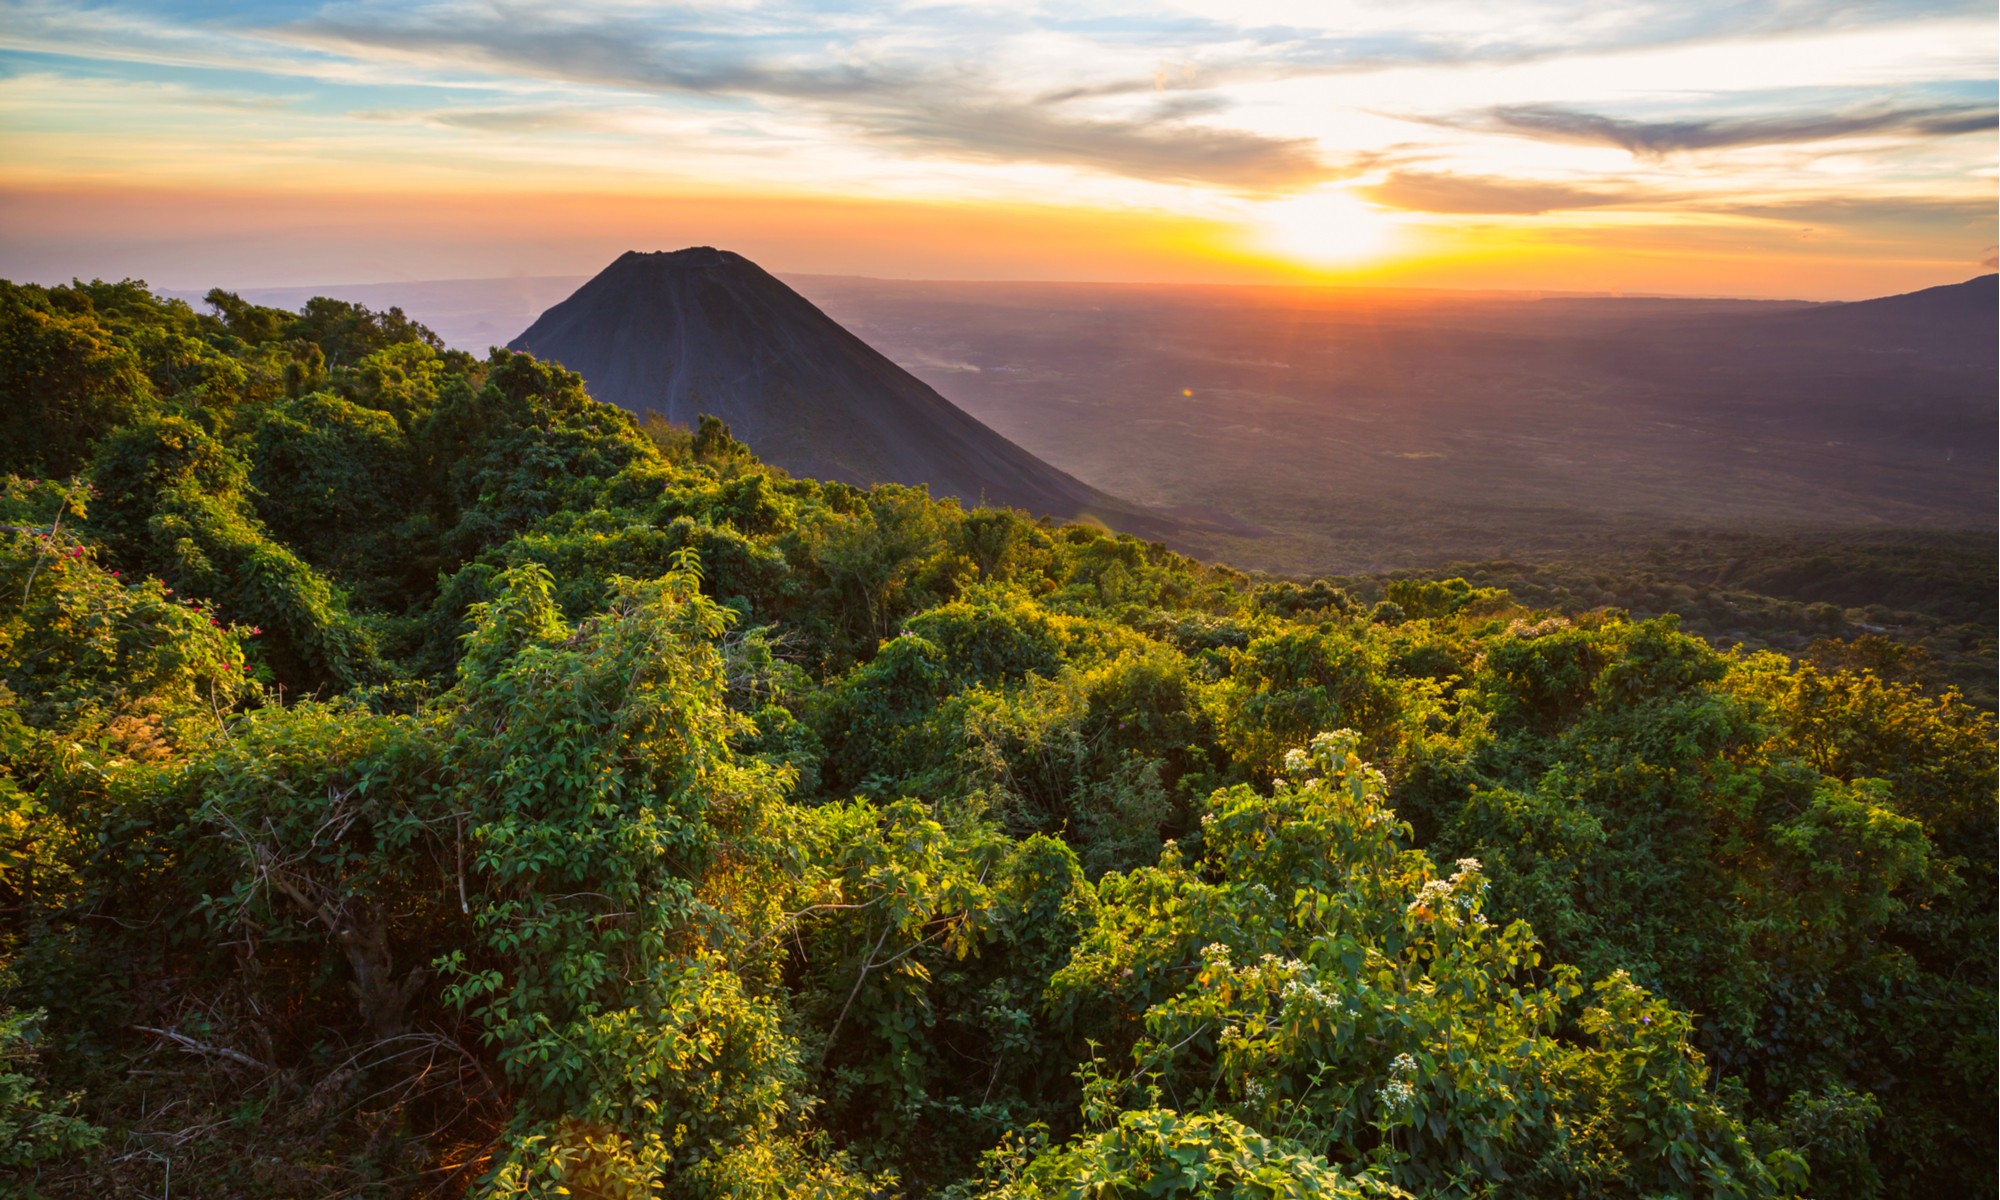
(509, 248), (1196, 541)
(1741, 272), (1997, 365)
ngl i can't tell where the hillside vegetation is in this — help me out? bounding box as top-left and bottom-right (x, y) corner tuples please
(0, 278), (1992, 1199)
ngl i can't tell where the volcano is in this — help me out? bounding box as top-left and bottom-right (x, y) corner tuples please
(510, 248), (1179, 538)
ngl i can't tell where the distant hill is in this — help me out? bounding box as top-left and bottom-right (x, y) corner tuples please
(1808, 272), (1996, 325)
(510, 248), (1185, 538)
(1748, 273), (1998, 365)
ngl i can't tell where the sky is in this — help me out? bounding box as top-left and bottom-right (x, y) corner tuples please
(0, 0), (1994, 297)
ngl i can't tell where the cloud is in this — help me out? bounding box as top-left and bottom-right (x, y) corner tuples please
(1708, 195), (1997, 228)
(847, 102), (1331, 190)
(1358, 170), (1636, 214)
(355, 105), (627, 134)
(293, 16), (883, 99)
(1983, 245), (1999, 269)
(284, 5), (1340, 190)
(895, 350), (981, 374)
(260, 2), (2000, 193)
(8, 0), (1994, 217)
(1442, 101), (1998, 155)
(1358, 177), (1997, 230)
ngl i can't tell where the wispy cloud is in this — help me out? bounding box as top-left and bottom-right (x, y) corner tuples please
(1440, 100), (1997, 155)
(288, 4), (896, 99)
(278, 3), (1344, 190)
(1359, 170), (1638, 214)
(1706, 194), (1998, 228)
(845, 101), (1332, 190)
(354, 105), (631, 133)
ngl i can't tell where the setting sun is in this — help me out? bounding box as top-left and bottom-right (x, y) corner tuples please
(1256, 189), (1395, 266)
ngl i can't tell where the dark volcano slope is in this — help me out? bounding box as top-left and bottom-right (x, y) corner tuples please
(511, 248), (1180, 539)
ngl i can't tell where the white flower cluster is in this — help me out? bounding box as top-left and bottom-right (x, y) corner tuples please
(1283, 747), (1311, 776)
(1376, 1053), (1419, 1109)
(1406, 878), (1455, 916)
(1309, 729), (1358, 759)
(1199, 942), (1233, 967)
(1273, 958), (1362, 1023)
(1281, 976), (1324, 1005)
(1408, 860), (1489, 918)
(1281, 975), (1345, 1011)
(1448, 858), (1488, 910)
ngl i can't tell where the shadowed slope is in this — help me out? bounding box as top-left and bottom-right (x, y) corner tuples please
(510, 248), (1188, 540)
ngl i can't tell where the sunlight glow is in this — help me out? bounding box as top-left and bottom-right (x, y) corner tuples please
(1256, 189), (1395, 266)
(0, 0), (1989, 295)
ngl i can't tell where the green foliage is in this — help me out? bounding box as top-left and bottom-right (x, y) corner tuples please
(0, 278), (1988, 1200)
(0, 1008), (103, 1170)
(0, 282), (156, 476)
(0, 476), (250, 751)
(1421, 531), (1996, 707)
(89, 415), (387, 692)
(286, 295), (444, 367)
(1380, 578), (1504, 622)
(963, 1109), (1403, 1199)
(1251, 578), (1355, 620)
(250, 390), (421, 604)
(1208, 627), (1417, 771)
(1049, 732), (1801, 1198)
(433, 562), (871, 1196)
(424, 351), (656, 565)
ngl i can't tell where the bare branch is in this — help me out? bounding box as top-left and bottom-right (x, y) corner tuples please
(133, 1025), (271, 1072)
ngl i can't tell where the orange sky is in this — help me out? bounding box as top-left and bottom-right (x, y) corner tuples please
(1, 1), (1993, 298)
(2, 181), (1982, 300)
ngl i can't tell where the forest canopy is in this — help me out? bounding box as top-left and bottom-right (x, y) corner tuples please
(0, 278), (1992, 1199)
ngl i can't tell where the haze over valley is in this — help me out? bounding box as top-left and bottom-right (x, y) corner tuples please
(200, 268), (1999, 575)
